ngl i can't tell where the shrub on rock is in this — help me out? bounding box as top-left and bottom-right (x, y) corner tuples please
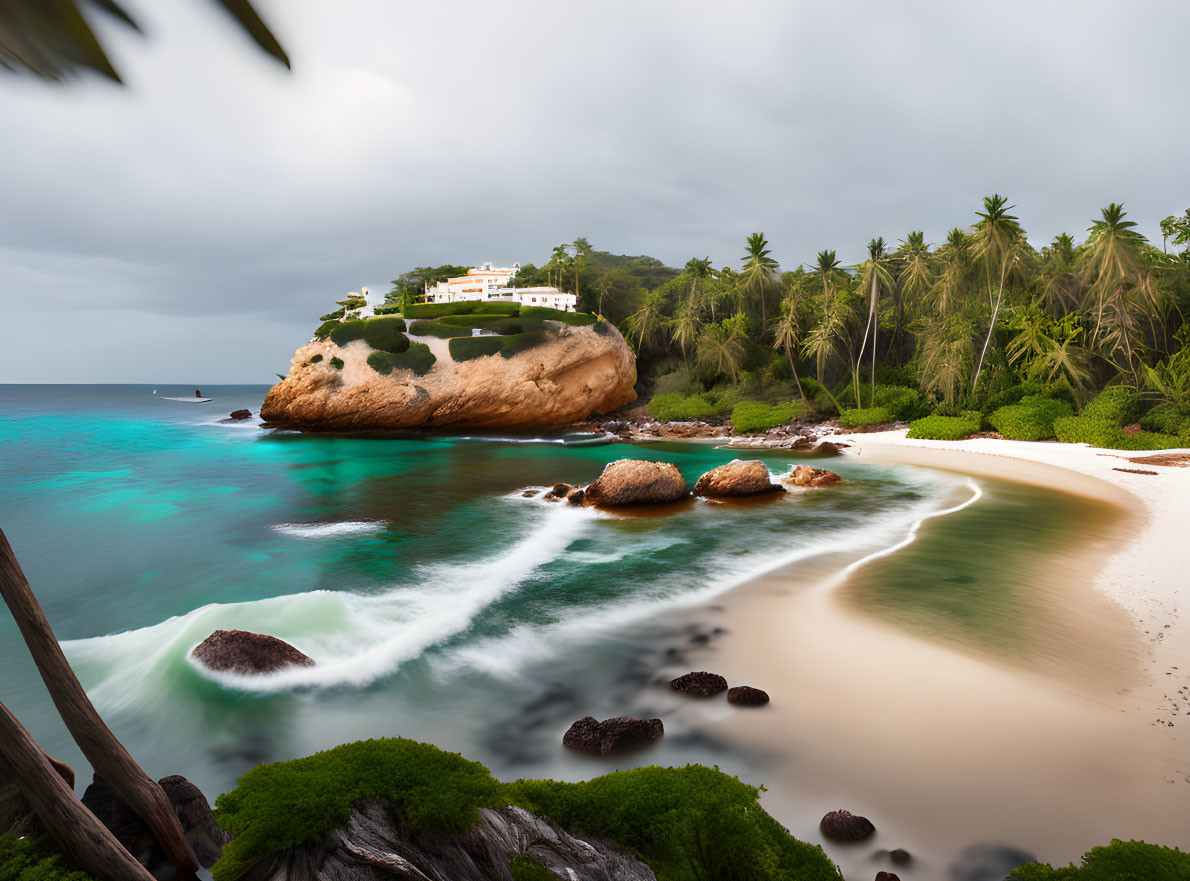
(330, 317), (409, 353)
(448, 331), (552, 361)
(367, 344), (436, 377)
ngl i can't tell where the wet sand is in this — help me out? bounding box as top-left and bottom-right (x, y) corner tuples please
(695, 436), (1190, 880)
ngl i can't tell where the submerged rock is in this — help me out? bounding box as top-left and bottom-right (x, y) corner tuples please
(582, 460), (689, 507)
(81, 774), (228, 879)
(819, 809), (875, 842)
(260, 322), (636, 430)
(562, 716), (664, 755)
(238, 799), (656, 881)
(191, 629), (315, 675)
(693, 460), (783, 497)
(726, 685), (770, 706)
(566, 488), (586, 506)
(229, 409), (252, 420)
(670, 671), (728, 697)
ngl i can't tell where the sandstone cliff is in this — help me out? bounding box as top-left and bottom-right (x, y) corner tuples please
(260, 322), (636, 431)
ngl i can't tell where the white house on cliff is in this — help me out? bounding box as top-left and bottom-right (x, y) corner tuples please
(424, 262), (578, 312)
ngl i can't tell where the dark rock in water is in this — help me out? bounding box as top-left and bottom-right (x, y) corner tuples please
(727, 686), (770, 706)
(229, 409), (252, 420)
(948, 844), (1037, 881)
(693, 459), (784, 497)
(191, 629), (315, 674)
(583, 459), (689, 507)
(889, 848), (911, 866)
(688, 633), (711, 645)
(670, 670), (728, 697)
(239, 799), (656, 881)
(546, 483), (572, 499)
(81, 775), (228, 879)
(819, 809), (875, 842)
(875, 873), (901, 881)
(563, 716), (664, 755)
(566, 488), (585, 506)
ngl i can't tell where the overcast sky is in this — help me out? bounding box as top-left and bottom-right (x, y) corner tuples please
(2, 0), (1188, 383)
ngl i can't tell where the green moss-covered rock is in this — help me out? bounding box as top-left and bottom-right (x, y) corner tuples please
(329, 357), (344, 370)
(408, 320), (474, 339)
(367, 344), (436, 377)
(448, 331), (552, 361)
(329, 317), (409, 352)
(313, 320), (340, 340)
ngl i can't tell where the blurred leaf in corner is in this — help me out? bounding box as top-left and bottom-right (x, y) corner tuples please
(0, 0), (289, 85)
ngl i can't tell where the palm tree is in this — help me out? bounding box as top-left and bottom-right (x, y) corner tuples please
(0, 0), (289, 83)
(1080, 203), (1152, 384)
(668, 302), (701, 367)
(624, 290), (666, 353)
(971, 194), (1031, 391)
(546, 244), (570, 290)
(853, 237), (895, 406)
(812, 249), (843, 306)
(696, 321), (746, 384)
(771, 296), (808, 403)
(570, 237), (592, 308)
(1039, 233), (1083, 315)
(740, 233), (779, 330)
(929, 228), (971, 318)
(897, 231), (933, 310)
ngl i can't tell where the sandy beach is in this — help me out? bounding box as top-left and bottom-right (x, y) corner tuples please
(694, 432), (1190, 880)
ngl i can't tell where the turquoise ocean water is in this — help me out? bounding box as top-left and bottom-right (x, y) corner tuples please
(0, 384), (1094, 808)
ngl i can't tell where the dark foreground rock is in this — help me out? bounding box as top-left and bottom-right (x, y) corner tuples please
(239, 799), (656, 881)
(583, 459), (689, 507)
(693, 460), (783, 497)
(670, 670), (728, 697)
(947, 844), (1037, 881)
(191, 629), (315, 674)
(229, 409), (252, 420)
(81, 775), (228, 879)
(819, 809), (875, 842)
(726, 686), (770, 706)
(563, 716), (664, 755)
(875, 873), (901, 881)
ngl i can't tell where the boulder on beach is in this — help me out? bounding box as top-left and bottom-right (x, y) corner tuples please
(670, 671), (728, 697)
(191, 629), (315, 675)
(582, 459), (689, 507)
(562, 716), (664, 755)
(819, 809), (875, 842)
(726, 685), (770, 706)
(784, 465), (842, 488)
(229, 409), (252, 420)
(693, 460), (784, 497)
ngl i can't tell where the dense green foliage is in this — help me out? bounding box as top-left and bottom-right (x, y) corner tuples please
(384, 265), (471, 307)
(329, 357), (343, 370)
(329, 318), (410, 353)
(403, 301), (521, 319)
(519, 306), (597, 326)
(647, 392), (720, 422)
(1082, 386), (1142, 424)
(1008, 839), (1190, 880)
(838, 406), (894, 428)
(448, 331), (551, 361)
(1053, 417), (1179, 450)
(987, 395), (1074, 441)
(907, 411), (983, 440)
(408, 320), (474, 339)
(366, 344), (436, 377)
(313, 319), (340, 340)
(870, 385), (928, 420)
(0, 834), (98, 881)
(731, 400), (803, 433)
(211, 739), (840, 881)
(506, 856), (555, 881)
(1139, 402), (1189, 434)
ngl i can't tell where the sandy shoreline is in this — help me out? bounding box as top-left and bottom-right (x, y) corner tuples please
(691, 431), (1190, 880)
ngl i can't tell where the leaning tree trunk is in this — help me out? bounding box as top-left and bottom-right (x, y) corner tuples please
(972, 259), (1008, 392)
(0, 528), (199, 881)
(0, 703), (156, 881)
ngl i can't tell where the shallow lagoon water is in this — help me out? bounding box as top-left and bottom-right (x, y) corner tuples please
(0, 384), (1124, 871)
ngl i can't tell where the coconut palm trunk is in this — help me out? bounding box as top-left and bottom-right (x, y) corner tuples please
(972, 257), (1008, 392)
(0, 705), (157, 881)
(0, 528), (199, 881)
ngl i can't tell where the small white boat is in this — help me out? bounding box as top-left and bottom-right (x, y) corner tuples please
(162, 397), (212, 403)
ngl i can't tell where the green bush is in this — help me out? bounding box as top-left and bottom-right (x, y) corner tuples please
(367, 344), (436, 377)
(329, 318), (409, 353)
(1008, 838), (1190, 880)
(872, 385), (928, 420)
(839, 407), (894, 428)
(408, 320), (474, 339)
(1082, 386), (1142, 425)
(403, 300), (521, 319)
(329, 357), (344, 370)
(647, 392), (720, 422)
(448, 331), (551, 361)
(211, 739), (840, 881)
(313, 320), (340, 340)
(1139, 402), (1188, 435)
(1053, 417), (1180, 450)
(0, 834), (99, 881)
(653, 369), (703, 398)
(592, 319), (615, 337)
(907, 411), (983, 440)
(982, 380), (1044, 414)
(507, 856), (555, 881)
(309, 354), (323, 364)
(731, 400), (803, 433)
(988, 395), (1073, 441)
(798, 377), (840, 415)
(519, 306), (597, 326)
(373, 303), (403, 315)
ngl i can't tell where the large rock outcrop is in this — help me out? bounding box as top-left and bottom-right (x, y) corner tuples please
(191, 630), (315, 675)
(260, 323), (636, 430)
(238, 798), (656, 881)
(693, 460), (783, 497)
(582, 460), (689, 507)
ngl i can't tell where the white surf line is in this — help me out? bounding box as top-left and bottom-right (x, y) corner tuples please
(807, 476), (983, 598)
